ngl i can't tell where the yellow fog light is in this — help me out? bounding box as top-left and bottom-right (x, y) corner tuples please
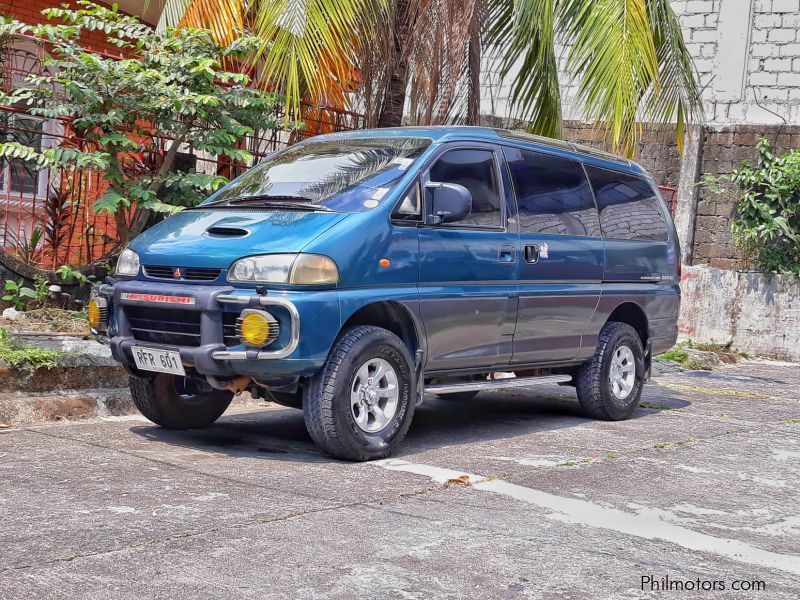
(87, 297), (108, 331)
(236, 309), (279, 348)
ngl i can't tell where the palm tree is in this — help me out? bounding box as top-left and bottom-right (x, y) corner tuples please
(158, 0), (702, 156)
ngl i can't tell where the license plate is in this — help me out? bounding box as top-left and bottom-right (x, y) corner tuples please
(131, 346), (186, 376)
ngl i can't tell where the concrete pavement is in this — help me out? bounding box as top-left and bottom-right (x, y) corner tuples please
(1, 360), (799, 598)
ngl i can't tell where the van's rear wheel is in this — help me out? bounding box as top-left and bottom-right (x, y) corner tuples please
(130, 374), (233, 429)
(576, 322), (644, 420)
(303, 326), (415, 461)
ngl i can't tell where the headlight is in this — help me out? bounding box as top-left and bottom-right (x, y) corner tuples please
(228, 254), (339, 285)
(115, 248), (140, 276)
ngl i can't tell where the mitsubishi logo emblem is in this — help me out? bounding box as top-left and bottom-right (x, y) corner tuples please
(173, 267), (182, 278)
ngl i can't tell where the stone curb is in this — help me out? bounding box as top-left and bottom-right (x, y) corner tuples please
(0, 335), (128, 393)
(0, 389), (265, 428)
(0, 388), (136, 427)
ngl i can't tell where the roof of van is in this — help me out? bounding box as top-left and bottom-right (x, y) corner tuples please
(310, 126), (650, 178)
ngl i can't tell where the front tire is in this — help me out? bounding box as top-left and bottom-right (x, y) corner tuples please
(576, 322), (644, 420)
(130, 374), (233, 429)
(303, 326), (415, 461)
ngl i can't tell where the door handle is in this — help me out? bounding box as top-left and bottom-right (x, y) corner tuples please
(497, 244), (515, 262)
(525, 244), (540, 263)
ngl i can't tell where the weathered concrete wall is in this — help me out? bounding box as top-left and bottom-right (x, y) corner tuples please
(679, 264), (800, 360)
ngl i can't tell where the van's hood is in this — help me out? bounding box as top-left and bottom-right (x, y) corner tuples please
(129, 209), (350, 268)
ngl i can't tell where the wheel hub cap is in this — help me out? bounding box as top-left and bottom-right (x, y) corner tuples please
(351, 358), (399, 433)
(609, 344), (636, 401)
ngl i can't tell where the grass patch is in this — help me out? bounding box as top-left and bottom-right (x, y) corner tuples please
(781, 418), (800, 425)
(655, 341), (713, 370)
(0, 328), (62, 378)
(557, 457), (595, 467)
(690, 341), (731, 353)
(653, 436), (700, 450)
(656, 347), (689, 363)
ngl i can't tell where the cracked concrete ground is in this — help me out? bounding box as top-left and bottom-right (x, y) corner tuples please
(1, 360), (799, 599)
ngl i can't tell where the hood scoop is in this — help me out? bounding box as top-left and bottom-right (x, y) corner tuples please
(205, 226), (250, 238)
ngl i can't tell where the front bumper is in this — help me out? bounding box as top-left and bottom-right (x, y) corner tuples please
(96, 280), (338, 379)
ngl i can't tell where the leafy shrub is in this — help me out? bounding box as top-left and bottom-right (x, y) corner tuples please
(709, 139), (800, 276)
(0, 328), (61, 377)
(2, 276), (49, 311)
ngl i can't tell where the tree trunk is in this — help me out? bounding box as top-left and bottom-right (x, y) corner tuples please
(466, 2), (481, 126)
(377, 0), (415, 128)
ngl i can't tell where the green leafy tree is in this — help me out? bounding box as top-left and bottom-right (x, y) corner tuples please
(707, 139), (800, 276)
(729, 140), (800, 276)
(0, 1), (291, 245)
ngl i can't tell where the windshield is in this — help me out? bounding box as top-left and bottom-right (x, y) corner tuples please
(203, 137), (432, 212)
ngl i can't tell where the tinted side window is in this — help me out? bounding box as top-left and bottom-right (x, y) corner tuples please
(503, 147), (600, 237)
(429, 149), (501, 227)
(585, 166), (668, 241)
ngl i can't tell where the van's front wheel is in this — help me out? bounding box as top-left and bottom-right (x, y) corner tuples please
(576, 322), (644, 420)
(303, 326), (415, 461)
(130, 374), (233, 429)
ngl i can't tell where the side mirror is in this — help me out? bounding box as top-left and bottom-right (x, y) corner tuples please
(426, 182), (472, 224)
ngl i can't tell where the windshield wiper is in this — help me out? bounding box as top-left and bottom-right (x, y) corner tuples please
(200, 194), (335, 212)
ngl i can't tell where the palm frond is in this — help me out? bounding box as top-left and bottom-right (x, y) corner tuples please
(158, 0), (245, 43)
(641, 0), (704, 152)
(249, 0), (382, 118)
(561, 0), (659, 156)
(160, 0), (383, 120)
(485, 0), (562, 138)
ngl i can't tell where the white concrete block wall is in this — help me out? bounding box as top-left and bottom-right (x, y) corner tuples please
(481, 0), (800, 126)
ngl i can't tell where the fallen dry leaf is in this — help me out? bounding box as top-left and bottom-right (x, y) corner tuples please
(445, 474), (471, 486)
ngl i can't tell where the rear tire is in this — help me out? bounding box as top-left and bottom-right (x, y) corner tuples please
(130, 374), (233, 429)
(303, 326), (415, 461)
(576, 322), (644, 421)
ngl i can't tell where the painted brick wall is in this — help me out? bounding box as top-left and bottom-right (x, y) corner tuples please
(483, 1), (800, 126)
(691, 123), (800, 270)
(672, 0), (800, 125)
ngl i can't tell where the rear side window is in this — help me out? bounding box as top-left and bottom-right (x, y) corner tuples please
(503, 147), (600, 237)
(584, 166), (668, 241)
(428, 149), (502, 228)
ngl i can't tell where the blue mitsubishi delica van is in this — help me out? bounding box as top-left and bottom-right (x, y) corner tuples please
(89, 127), (680, 461)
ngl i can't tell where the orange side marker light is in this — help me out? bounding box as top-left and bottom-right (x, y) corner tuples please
(379, 258), (391, 267)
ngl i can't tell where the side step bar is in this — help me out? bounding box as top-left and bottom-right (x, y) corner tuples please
(427, 374), (573, 395)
